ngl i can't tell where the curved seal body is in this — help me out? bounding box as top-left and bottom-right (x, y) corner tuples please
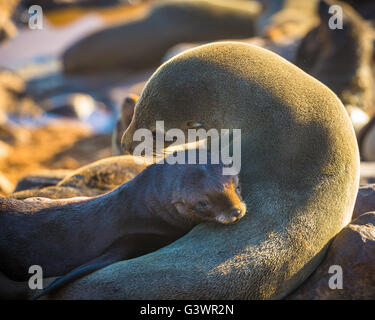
(49, 42), (359, 300)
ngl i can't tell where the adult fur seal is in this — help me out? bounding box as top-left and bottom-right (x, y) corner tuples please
(46, 42), (359, 300)
(63, 0), (261, 73)
(0, 152), (245, 297)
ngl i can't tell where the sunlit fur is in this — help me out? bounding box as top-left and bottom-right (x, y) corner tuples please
(45, 42), (359, 300)
(172, 163), (246, 225)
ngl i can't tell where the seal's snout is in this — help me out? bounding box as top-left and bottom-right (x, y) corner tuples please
(215, 202), (246, 225)
(230, 204), (246, 221)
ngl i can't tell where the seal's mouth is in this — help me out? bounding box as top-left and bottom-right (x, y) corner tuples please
(215, 208), (246, 225)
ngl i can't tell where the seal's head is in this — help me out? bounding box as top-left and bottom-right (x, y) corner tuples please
(171, 162), (246, 225)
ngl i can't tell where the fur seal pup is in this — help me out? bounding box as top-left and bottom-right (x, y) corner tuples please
(295, 0), (375, 119)
(0, 152), (245, 293)
(63, 0), (261, 73)
(11, 155), (149, 200)
(47, 42), (359, 300)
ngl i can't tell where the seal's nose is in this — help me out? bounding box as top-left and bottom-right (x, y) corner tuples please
(231, 209), (242, 217)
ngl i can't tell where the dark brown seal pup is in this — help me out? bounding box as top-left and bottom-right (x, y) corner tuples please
(0, 151), (245, 298)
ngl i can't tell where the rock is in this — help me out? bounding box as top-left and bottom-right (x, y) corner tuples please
(63, 0), (261, 73)
(0, 0), (19, 43)
(0, 121), (95, 187)
(288, 212), (375, 300)
(0, 69), (42, 118)
(0, 141), (10, 160)
(353, 184), (375, 220)
(0, 173), (14, 196)
(0, 122), (31, 145)
(295, 0), (375, 117)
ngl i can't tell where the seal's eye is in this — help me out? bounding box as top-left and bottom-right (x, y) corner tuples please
(195, 201), (210, 211)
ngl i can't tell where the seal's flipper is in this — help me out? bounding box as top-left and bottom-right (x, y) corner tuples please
(31, 252), (123, 300)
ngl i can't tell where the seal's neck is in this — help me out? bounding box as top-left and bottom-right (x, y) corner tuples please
(113, 163), (195, 238)
(0, 163), (195, 255)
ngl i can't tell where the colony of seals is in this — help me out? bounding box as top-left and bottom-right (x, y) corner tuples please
(45, 42), (359, 299)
